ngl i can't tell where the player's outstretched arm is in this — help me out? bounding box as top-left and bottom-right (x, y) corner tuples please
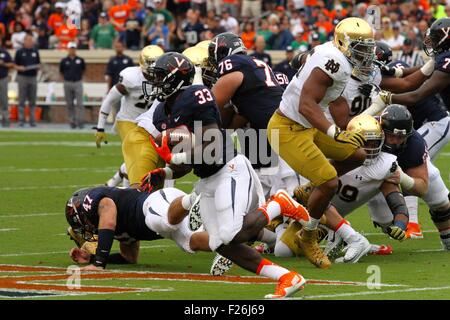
(381, 60), (435, 93)
(391, 70), (450, 106)
(380, 181), (408, 241)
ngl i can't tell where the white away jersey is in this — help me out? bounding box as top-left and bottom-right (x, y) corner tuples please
(331, 151), (397, 215)
(116, 66), (153, 122)
(279, 41), (352, 128)
(136, 99), (161, 138)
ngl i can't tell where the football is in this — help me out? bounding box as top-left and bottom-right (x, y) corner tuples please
(154, 125), (195, 152)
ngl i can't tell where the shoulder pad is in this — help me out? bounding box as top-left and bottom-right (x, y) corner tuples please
(217, 54), (249, 76)
(119, 66), (142, 88)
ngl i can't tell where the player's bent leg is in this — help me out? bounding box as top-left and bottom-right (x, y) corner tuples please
(122, 126), (164, 188)
(417, 116), (450, 161)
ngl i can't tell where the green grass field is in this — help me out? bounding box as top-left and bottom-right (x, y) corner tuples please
(1, 129), (450, 300)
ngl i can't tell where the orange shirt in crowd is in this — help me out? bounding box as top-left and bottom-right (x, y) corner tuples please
(241, 31), (256, 49)
(305, 0), (317, 6)
(127, 0), (139, 9)
(55, 25), (78, 49)
(48, 13), (64, 31)
(315, 21), (333, 34)
(108, 4), (131, 31)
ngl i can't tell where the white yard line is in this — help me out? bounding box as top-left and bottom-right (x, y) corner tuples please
(0, 213), (60, 218)
(362, 229), (437, 236)
(0, 184), (89, 191)
(295, 285), (450, 299)
(0, 141), (121, 147)
(0, 245), (175, 257)
(0, 228), (19, 232)
(0, 167), (118, 173)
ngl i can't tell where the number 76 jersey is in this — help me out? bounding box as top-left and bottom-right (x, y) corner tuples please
(331, 151), (398, 216)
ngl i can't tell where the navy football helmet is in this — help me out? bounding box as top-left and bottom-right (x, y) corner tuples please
(424, 18), (450, 56)
(208, 32), (247, 70)
(380, 104), (413, 154)
(65, 188), (99, 242)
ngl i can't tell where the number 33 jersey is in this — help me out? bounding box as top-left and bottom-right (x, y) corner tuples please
(116, 66), (153, 122)
(280, 41), (352, 128)
(331, 151), (397, 216)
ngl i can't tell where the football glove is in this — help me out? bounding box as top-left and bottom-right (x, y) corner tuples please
(334, 128), (366, 148)
(386, 224), (406, 241)
(380, 65), (403, 78)
(362, 90), (392, 116)
(150, 133), (173, 164)
(140, 168), (166, 193)
(94, 127), (107, 148)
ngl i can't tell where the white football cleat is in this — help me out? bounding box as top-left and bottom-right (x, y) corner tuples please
(210, 254), (233, 276)
(323, 228), (344, 259)
(342, 233), (371, 263)
(188, 193), (202, 231)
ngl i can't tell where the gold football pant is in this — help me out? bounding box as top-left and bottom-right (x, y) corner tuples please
(267, 112), (357, 187)
(115, 120), (138, 142)
(122, 125), (164, 185)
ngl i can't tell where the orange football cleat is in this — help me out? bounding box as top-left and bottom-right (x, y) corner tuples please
(405, 222), (423, 239)
(271, 189), (310, 226)
(265, 271), (306, 299)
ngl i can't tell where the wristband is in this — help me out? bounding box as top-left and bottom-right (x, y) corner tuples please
(163, 166), (174, 180)
(326, 124), (338, 138)
(420, 59), (435, 77)
(394, 67), (403, 78)
(92, 229), (115, 268)
(393, 220), (407, 231)
(399, 169), (415, 190)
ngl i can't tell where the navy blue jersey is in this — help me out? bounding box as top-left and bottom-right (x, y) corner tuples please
(397, 130), (428, 171)
(274, 71), (290, 90)
(153, 85), (237, 178)
(273, 59), (297, 81)
(389, 60), (448, 128)
(80, 187), (162, 242)
(217, 54), (283, 129)
(434, 52), (450, 110)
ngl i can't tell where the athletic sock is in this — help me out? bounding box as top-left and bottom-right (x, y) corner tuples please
(259, 201), (281, 223)
(259, 228), (277, 248)
(335, 219), (357, 243)
(405, 195), (418, 224)
(256, 258), (290, 281)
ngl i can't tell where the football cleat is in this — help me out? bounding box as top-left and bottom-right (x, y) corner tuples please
(293, 183), (314, 205)
(188, 193), (202, 231)
(369, 244), (393, 255)
(272, 189), (310, 226)
(265, 271), (306, 299)
(342, 233), (371, 263)
(405, 222), (423, 239)
(323, 228), (345, 260)
(295, 229), (331, 269)
(210, 254), (233, 276)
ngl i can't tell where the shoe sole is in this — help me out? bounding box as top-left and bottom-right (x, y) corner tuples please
(210, 255), (233, 276)
(344, 241), (372, 263)
(407, 233), (424, 239)
(264, 276), (306, 299)
(188, 194), (203, 231)
(275, 190), (310, 225)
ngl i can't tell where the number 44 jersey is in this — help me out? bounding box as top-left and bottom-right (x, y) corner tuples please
(331, 151), (398, 216)
(116, 66), (153, 122)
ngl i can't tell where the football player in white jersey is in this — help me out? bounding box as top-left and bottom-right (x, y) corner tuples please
(275, 115), (404, 263)
(94, 45), (164, 189)
(266, 17), (373, 268)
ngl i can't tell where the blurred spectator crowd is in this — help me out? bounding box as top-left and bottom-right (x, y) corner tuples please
(1, 0), (450, 55)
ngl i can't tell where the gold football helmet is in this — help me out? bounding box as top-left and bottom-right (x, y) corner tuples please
(139, 45), (164, 78)
(347, 114), (384, 164)
(334, 17), (375, 79)
(182, 46), (216, 87)
(196, 40), (211, 50)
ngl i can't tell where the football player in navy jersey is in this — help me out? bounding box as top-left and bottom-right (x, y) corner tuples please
(140, 52), (308, 299)
(370, 18), (450, 120)
(65, 186), (211, 271)
(274, 71), (290, 90)
(367, 105), (450, 250)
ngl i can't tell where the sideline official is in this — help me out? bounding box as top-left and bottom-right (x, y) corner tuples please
(0, 39), (13, 127)
(15, 34), (40, 127)
(60, 42), (86, 129)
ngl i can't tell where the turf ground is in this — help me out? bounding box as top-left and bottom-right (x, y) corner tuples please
(1, 129), (450, 300)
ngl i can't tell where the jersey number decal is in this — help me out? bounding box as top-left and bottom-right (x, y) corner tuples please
(337, 180), (359, 202)
(82, 195), (93, 212)
(253, 58), (277, 87)
(350, 96), (372, 115)
(135, 94), (152, 109)
(218, 59), (233, 74)
(195, 88), (214, 104)
(325, 59), (340, 74)
(275, 73), (289, 86)
(443, 58), (450, 69)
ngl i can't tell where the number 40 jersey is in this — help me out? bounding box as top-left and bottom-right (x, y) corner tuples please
(116, 66), (153, 122)
(331, 151), (397, 216)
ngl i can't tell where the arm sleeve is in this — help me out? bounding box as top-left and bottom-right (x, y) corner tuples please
(97, 85), (123, 129)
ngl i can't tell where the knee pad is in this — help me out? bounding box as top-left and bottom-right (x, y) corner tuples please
(430, 207), (450, 223)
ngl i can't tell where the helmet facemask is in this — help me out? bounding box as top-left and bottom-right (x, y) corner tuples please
(146, 65), (189, 102)
(363, 131), (385, 165)
(423, 28), (439, 56)
(65, 199), (98, 242)
(347, 39), (376, 81)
